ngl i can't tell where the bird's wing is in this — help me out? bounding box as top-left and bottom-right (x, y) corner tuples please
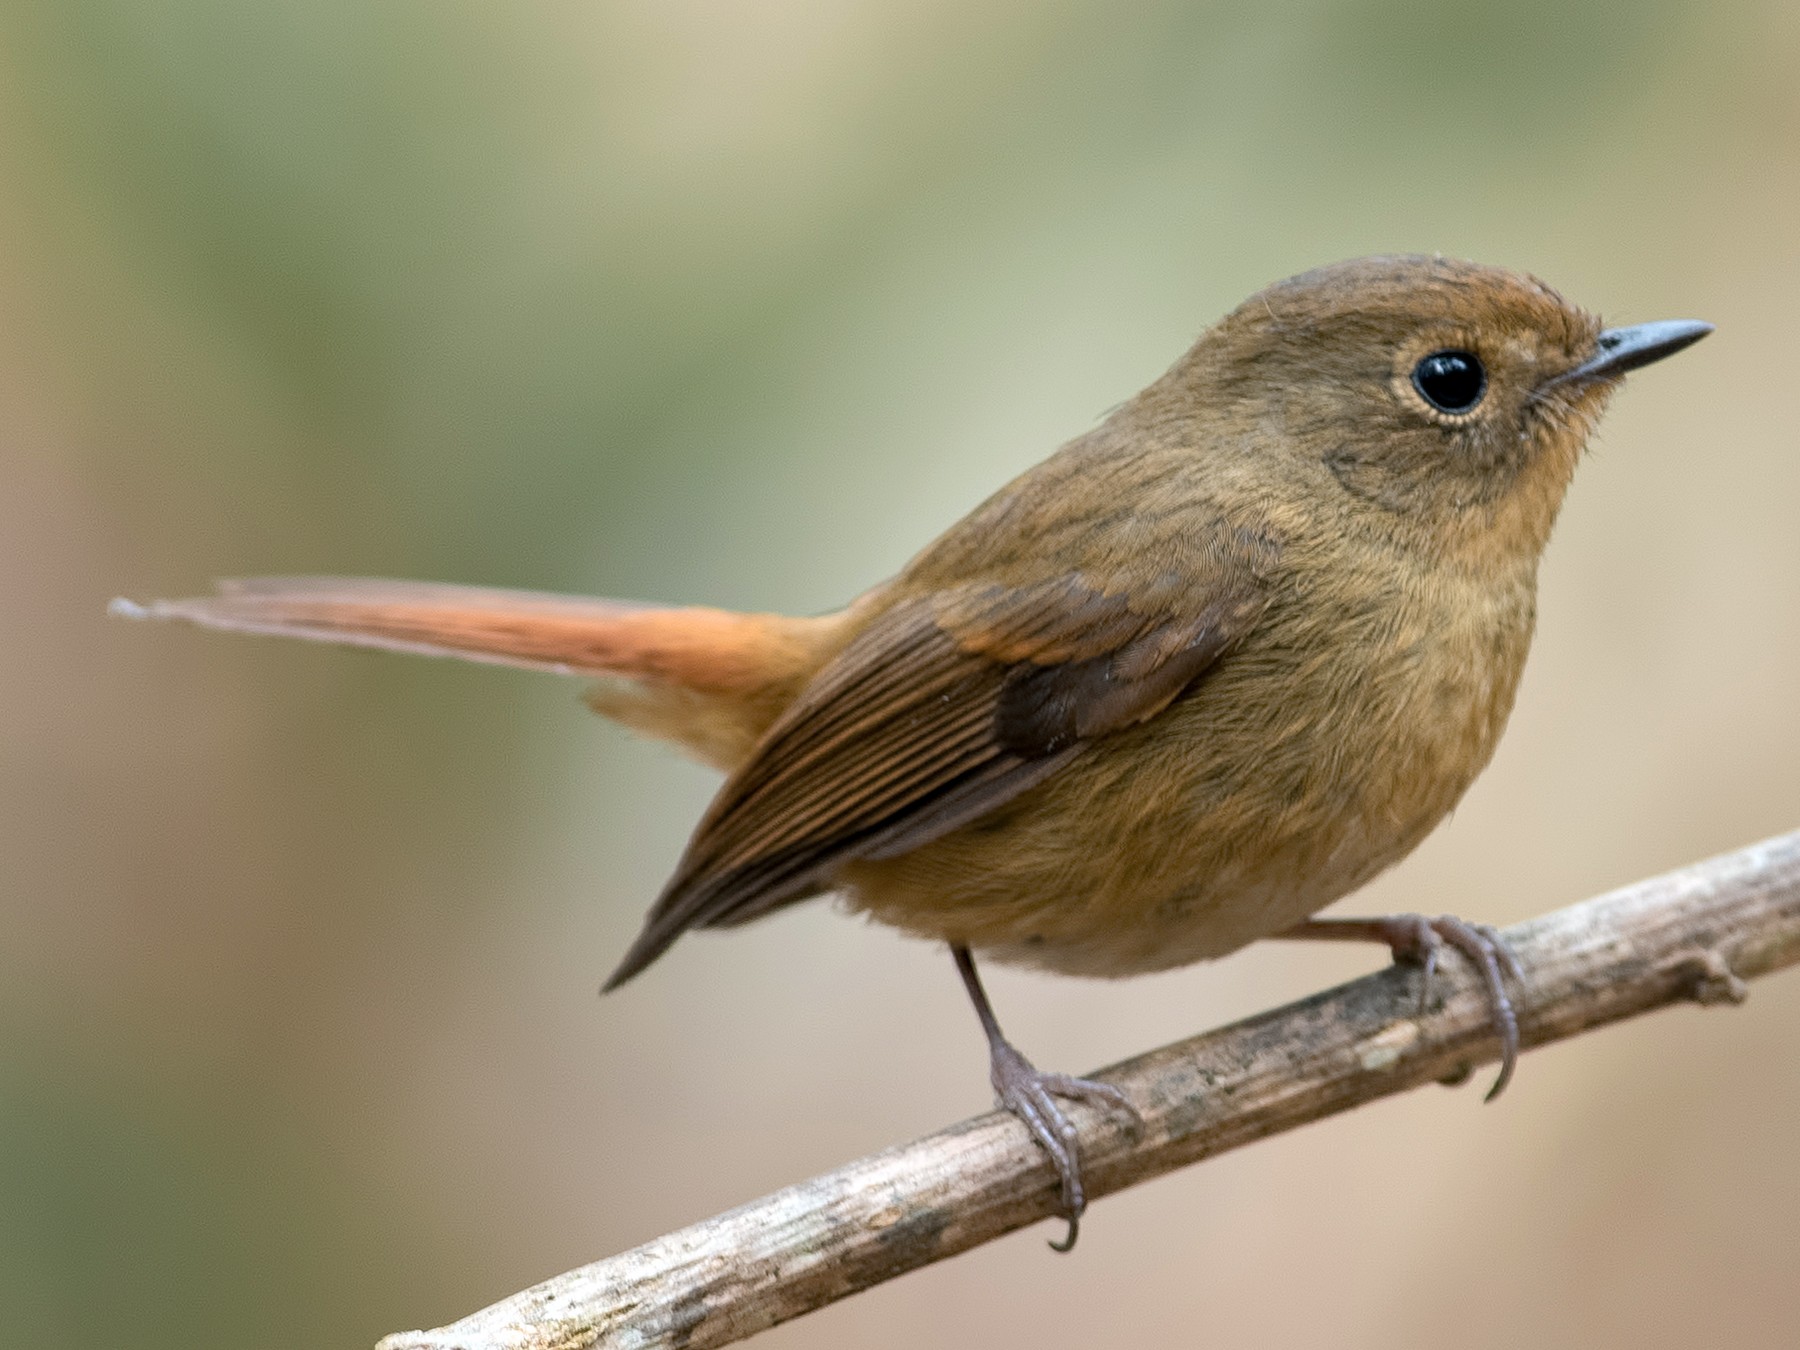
(604, 568), (1268, 986)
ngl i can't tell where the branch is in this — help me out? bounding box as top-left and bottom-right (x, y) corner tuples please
(379, 829), (1800, 1350)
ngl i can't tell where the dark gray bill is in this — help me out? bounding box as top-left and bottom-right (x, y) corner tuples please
(1551, 319), (1714, 387)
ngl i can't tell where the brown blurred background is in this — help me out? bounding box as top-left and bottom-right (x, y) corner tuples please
(3, 2), (1798, 1347)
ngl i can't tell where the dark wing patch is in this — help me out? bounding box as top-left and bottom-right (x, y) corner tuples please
(994, 614), (1244, 756)
(602, 573), (1266, 988)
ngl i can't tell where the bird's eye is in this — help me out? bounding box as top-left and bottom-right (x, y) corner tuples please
(1411, 350), (1486, 414)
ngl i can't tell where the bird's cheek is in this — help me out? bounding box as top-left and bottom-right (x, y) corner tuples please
(1322, 447), (1418, 514)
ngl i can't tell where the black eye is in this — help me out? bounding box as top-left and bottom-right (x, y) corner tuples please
(1411, 349), (1486, 414)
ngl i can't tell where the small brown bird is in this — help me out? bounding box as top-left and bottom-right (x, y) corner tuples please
(117, 255), (1710, 1248)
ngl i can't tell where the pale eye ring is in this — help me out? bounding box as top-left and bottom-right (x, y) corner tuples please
(1411, 349), (1486, 414)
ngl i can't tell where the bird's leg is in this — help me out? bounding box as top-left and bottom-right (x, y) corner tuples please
(951, 945), (1140, 1252)
(1278, 915), (1525, 1101)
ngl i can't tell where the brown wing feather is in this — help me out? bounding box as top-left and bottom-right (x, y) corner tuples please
(603, 573), (1266, 987)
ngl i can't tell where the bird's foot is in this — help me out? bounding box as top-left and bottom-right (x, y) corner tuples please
(1370, 914), (1524, 1101)
(1281, 913), (1524, 1100)
(986, 1036), (1141, 1252)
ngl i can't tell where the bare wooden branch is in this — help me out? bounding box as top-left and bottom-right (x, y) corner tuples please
(379, 829), (1800, 1350)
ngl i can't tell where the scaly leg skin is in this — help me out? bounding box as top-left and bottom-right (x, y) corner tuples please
(1279, 915), (1526, 1101)
(952, 946), (1141, 1252)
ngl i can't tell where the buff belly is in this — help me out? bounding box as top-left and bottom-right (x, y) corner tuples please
(836, 597), (1523, 979)
(838, 756), (1457, 979)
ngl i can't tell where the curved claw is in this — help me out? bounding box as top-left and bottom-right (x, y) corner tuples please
(986, 1040), (1139, 1252)
(1380, 914), (1523, 1101)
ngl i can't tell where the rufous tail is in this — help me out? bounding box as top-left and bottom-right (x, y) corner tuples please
(111, 576), (855, 770)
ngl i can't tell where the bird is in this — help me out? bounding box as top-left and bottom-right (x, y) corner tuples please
(114, 254), (1712, 1249)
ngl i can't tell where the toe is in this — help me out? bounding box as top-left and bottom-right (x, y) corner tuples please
(1038, 1073), (1141, 1125)
(1428, 917), (1522, 1101)
(990, 1053), (1088, 1227)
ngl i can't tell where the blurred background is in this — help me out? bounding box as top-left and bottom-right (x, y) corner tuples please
(3, 2), (1798, 1347)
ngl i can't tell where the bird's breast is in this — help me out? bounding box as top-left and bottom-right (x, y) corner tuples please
(839, 564), (1537, 979)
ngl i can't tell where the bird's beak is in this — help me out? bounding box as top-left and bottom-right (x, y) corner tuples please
(1549, 319), (1714, 388)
